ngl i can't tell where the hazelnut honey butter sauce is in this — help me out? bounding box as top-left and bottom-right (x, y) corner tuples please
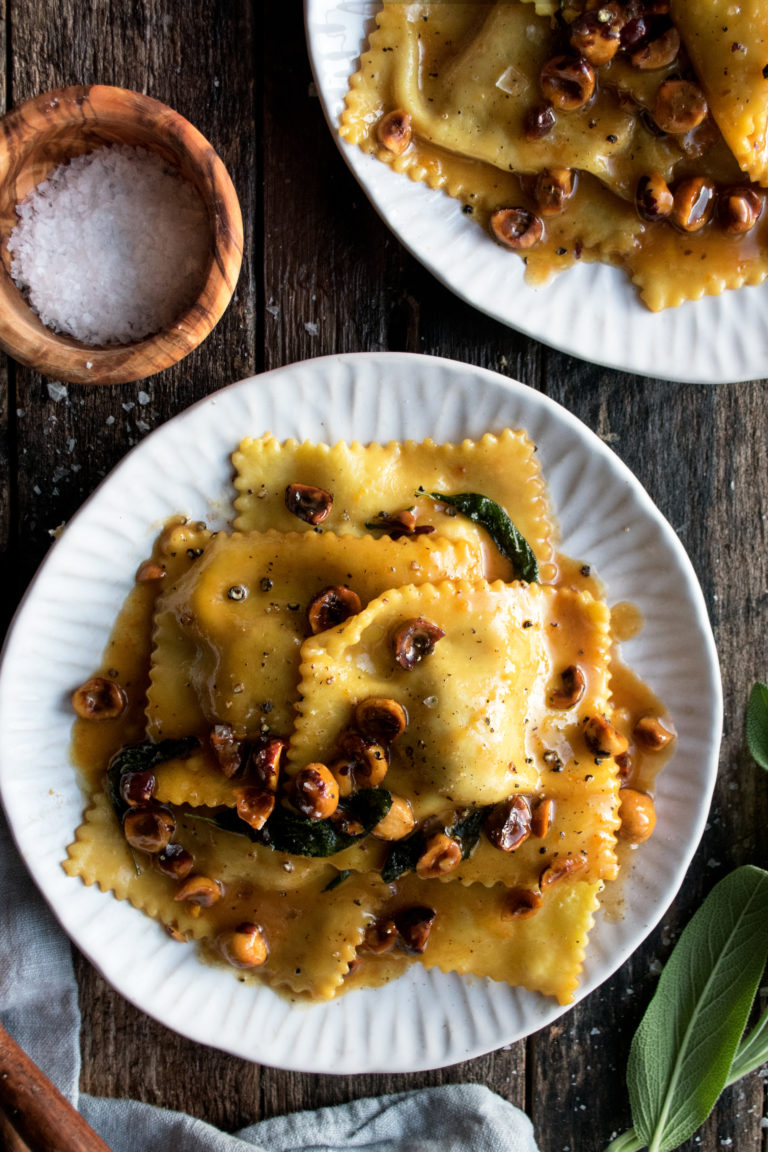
(67, 492), (675, 1004)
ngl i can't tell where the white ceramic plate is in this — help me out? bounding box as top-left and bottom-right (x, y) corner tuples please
(0, 353), (721, 1072)
(305, 0), (768, 384)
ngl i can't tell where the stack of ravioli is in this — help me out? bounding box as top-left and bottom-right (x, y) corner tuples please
(66, 430), (623, 1006)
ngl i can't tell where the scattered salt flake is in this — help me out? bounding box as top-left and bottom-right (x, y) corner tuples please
(66, 438), (76, 453)
(135, 420), (150, 433)
(137, 391), (150, 405)
(304, 320), (319, 336)
(85, 360), (93, 369)
(266, 303), (280, 318)
(122, 401), (135, 412)
(105, 415), (115, 425)
(16, 408), (25, 417)
(707, 857), (721, 868)
(47, 381), (68, 402)
(33, 485), (41, 495)
(760, 1117), (768, 1129)
(9, 145), (209, 346)
(590, 1027), (600, 1035)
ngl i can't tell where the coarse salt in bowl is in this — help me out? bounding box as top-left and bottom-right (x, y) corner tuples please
(0, 85), (243, 385)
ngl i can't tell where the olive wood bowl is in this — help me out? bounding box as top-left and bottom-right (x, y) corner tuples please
(0, 84), (243, 384)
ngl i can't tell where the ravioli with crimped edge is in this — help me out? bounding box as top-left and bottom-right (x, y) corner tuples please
(65, 428), (674, 1006)
(340, 0), (768, 311)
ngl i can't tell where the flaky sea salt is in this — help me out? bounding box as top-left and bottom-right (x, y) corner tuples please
(8, 145), (209, 346)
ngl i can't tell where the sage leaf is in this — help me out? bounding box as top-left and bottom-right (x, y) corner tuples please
(195, 789), (393, 858)
(628, 865), (768, 1152)
(422, 491), (540, 583)
(381, 805), (490, 883)
(746, 682), (768, 770)
(725, 999), (768, 1087)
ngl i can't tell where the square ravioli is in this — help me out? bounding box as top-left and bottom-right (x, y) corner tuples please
(65, 794), (388, 1001)
(232, 429), (555, 583)
(290, 580), (615, 823)
(146, 527), (483, 742)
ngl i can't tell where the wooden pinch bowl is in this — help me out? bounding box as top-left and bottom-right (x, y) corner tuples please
(0, 84), (243, 384)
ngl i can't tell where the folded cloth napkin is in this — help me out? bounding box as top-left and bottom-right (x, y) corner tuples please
(0, 808), (539, 1152)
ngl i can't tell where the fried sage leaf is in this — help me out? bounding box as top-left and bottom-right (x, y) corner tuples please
(197, 788), (393, 858)
(107, 738), (199, 821)
(382, 805), (490, 883)
(423, 491), (540, 582)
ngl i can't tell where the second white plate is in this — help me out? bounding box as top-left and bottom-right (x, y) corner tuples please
(0, 353), (721, 1071)
(305, 0), (768, 384)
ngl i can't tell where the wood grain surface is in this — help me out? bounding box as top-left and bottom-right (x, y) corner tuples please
(1, 2), (767, 1151)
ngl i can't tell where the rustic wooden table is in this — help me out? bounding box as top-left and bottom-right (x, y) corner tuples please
(1, 3), (767, 1151)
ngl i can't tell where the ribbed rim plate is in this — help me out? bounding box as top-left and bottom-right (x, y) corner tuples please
(305, 0), (768, 384)
(0, 353), (721, 1071)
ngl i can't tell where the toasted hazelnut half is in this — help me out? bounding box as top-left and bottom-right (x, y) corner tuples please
(540, 54), (596, 111)
(337, 731), (390, 788)
(540, 854), (587, 888)
(500, 887), (543, 921)
(362, 917), (399, 954)
(235, 786), (276, 831)
(308, 585), (362, 634)
(549, 664), (586, 709)
(354, 696), (408, 743)
(618, 788), (657, 843)
(671, 176), (716, 232)
(568, 11), (621, 66)
(218, 922), (269, 968)
(284, 482), (333, 525)
(209, 723), (242, 778)
(392, 617), (446, 669)
(535, 167), (576, 216)
(329, 757), (357, 798)
(291, 763), (340, 820)
(174, 874), (223, 907)
(531, 797), (555, 839)
(371, 795), (416, 841)
(249, 737), (286, 792)
(72, 676), (126, 721)
(629, 24), (680, 69)
(633, 714), (674, 750)
(155, 843), (194, 881)
(393, 905), (437, 953)
(524, 101), (556, 140)
(120, 770), (157, 808)
(636, 172), (674, 222)
(584, 714), (629, 758)
(652, 79), (708, 133)
(123, 805), (175, 854)
(719, 187), (762, 235)
(376, 109), (413, 155)
(490, 207), (544, 251)
(136, 559), (166, 582)
(485, 795), (532, 852)
(416, 831), (462, 879)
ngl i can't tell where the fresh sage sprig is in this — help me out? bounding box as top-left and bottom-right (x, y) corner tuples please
(420, 490), (540, 583)
(604, 865), (768, 1152)
(746, 681), (768, 770)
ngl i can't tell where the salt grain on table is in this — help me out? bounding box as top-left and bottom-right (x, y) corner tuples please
(8, 145), (209, 346)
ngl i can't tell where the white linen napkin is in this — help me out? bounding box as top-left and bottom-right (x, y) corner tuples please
(0, 808), (540, 1152)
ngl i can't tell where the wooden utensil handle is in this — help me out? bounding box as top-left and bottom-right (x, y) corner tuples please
(0, 1022), (112, 1152)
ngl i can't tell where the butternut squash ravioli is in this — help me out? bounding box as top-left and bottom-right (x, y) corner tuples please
(340, 0), (768, 311)
(65, 430), (674, 1006)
